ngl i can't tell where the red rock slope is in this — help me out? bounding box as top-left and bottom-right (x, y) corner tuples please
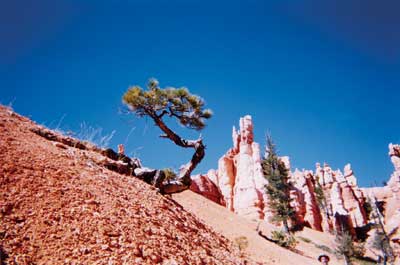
(0, 105), (246, 264)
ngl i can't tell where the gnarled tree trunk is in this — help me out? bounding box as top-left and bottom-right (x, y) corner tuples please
(151, 114), (205, 194)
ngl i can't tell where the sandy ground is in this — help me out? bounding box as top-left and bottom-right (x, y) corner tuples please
(172, 190), (345, 264)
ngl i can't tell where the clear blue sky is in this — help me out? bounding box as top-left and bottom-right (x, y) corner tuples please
(1, 0), (400, 187)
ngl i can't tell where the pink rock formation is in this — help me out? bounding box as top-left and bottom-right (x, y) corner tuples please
(190, 171), (225, 205)
(344, 163), (357, 187)
(314, 164), (367, 233)
(217, 155), (235, 211)
(388, 143), (400, 188)
(118, 144), (125, 155)
(385, 144), (400, 252)
(290, 169), (323, 231)
(190, 115), (268, 221)
(191, 116), (398, 248)
(232, 116), (265, 220)
(361, 145), (400, 258)
(289, 169), (306, 226)
(339, 181), (367, 228)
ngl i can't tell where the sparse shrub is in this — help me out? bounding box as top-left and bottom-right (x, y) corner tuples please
(369, 196), (395, 264)
(298, 236), (312, 243)
(353, 242), (366, 259)
(314, 182), (325, 208)
(162, 168), (177, 181)
(363, 201), (373, 219)
(234, 236), (249, 252)
(335, 230), (365, 265)
(77, 122), (115, 148)
(352, 258), (376, 265)
(372, 230), (395, 264)
(315, 244), (333, 254)
(3, 100), (15, 115)
(271, 230), (298, 249)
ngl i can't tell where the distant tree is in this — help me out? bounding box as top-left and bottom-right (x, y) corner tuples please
(262, 135), (295, 233)
(314, 179), (333, 233)
(122, 78), (212, 193)
(369, 196), (395, 264)
(335, 230), (355, 265)
(271, 230), (298, 249)
(335, 226), (366, 265)
(372, 231), (393, 265)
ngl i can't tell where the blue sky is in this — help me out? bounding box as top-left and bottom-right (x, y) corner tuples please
(1, 0), (399, 187)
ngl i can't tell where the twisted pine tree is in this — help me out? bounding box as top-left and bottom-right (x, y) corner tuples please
(122, 78), (212, 193)
(262, 135), (295, 233)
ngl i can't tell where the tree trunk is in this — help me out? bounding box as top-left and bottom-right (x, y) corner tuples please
(151, 115), (205, 194)
(282, 219), (289, 234)
(343, 254), (351, 265)
(373, 197), (395, 263)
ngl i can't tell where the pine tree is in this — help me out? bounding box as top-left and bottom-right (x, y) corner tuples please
(262, 135), (295, 233)
(314, 178), (333, 233)
(122, 78), (212, 193)
(369, 196), (395, 264)
(335, 230), (355, 265)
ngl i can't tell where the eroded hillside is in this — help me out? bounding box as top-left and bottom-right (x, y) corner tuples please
(0, 105), (246, 264)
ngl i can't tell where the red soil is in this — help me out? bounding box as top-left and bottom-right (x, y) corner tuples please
(0, 106), (246, 264)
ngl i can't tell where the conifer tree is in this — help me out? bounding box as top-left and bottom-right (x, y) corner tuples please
(335, 230), (355, 265)
(122, 78), (212, 193)
(262, 135), (295, 233)
(314, 179), (333, 233)
(369, 196), (395, 264)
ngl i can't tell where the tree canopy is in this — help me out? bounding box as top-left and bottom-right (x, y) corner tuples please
(123, 78), (212, 131)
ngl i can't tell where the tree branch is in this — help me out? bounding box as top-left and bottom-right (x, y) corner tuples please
(168, 107), (183, 119)
(149, 112), (205, 188)
(157, 110), (169, 119)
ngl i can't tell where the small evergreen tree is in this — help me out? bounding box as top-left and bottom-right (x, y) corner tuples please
(314, 179), (333, 233)
(271, 230), (298, 249)
(262, 135), (295, 233)
(122, 79), (212, 193)
(335, 230), (355, 265)
(369, 196), (395, 264)
(372, 231), (393, 264)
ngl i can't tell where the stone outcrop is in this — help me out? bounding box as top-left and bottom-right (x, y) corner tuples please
(190, 115), (268, 221)
(190, 170), (225, 205)
(388, 143), (400, 189)
(0, 105), (247, 264)
(361, 144), (400, 259)
(190, 115), (400, 260)
(384, 144), (400, 252)
(191, 115), (372, 235)
(290, 169), (323, 231)
(287, 162), (367, 233)
(231, 116), (268, 220)
(31, 126), (193, 194)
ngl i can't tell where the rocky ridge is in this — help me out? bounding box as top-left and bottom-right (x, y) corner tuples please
(191, 115), (400, 258)
(0, 105), (247, 264)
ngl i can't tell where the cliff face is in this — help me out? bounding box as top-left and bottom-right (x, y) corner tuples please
(363, 144), (400, 254)
(290, 169), (323, 231)
(191, 116), (398, 248)
(310, 163), (367, 234)
(192, 116), (269, 221)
